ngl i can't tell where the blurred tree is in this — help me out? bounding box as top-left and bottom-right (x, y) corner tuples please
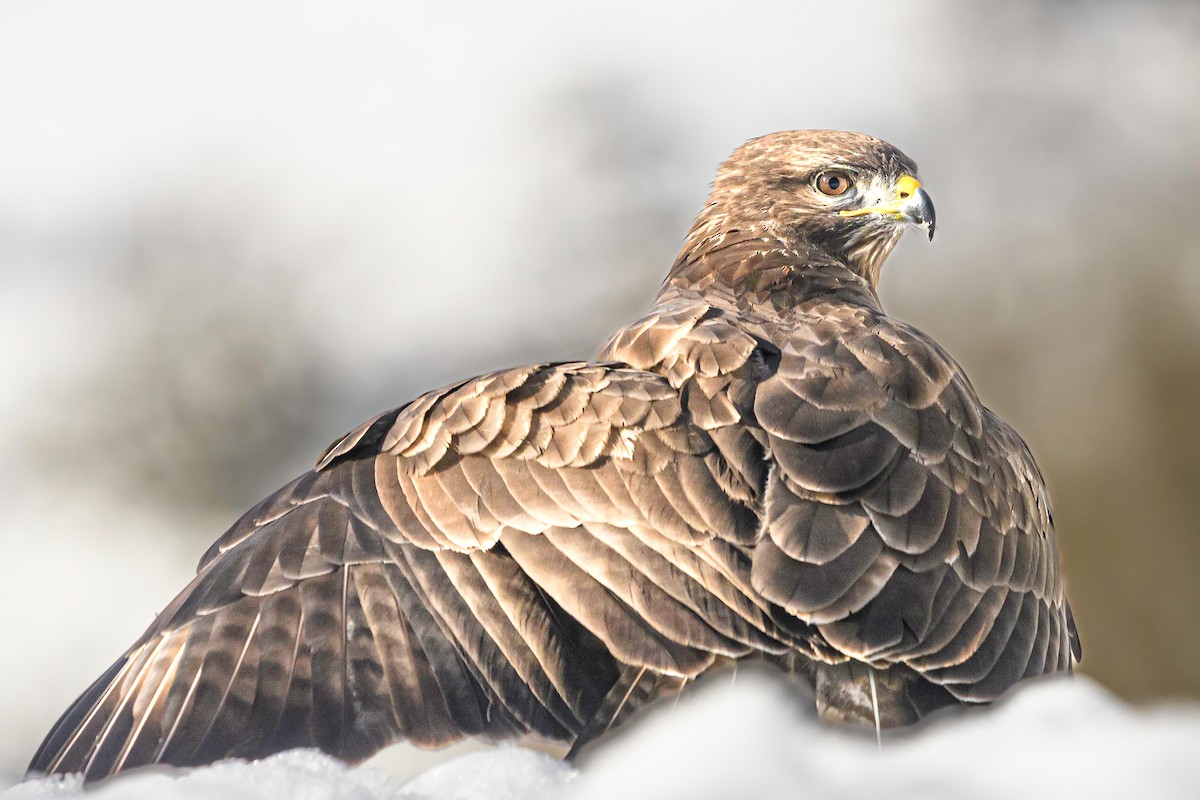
(512, 77), (701, 358)
(909, 0), (1200, 701)
(27, 199), (341, 519)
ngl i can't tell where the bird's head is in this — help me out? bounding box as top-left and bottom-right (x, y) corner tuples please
(698, 130), (935, 288)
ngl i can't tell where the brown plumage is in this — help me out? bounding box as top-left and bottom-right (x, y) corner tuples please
(29, 130), (1079, 781)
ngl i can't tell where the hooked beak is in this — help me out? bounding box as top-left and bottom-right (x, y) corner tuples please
(839, 174), (936, 241)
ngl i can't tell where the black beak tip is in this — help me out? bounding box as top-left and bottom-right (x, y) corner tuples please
(916, 186), (936, 242)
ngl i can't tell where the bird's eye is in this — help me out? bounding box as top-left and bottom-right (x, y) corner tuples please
(816, 171), (854, 197)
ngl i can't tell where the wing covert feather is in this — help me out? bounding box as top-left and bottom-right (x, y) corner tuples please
(32, 360), (768, 779)
(751, 310), (1078, 702)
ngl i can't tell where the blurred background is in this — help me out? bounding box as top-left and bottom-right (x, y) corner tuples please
(1, 0), (1198, 781)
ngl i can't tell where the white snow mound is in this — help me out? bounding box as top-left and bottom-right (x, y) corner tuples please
(5, 671), (1198, 800)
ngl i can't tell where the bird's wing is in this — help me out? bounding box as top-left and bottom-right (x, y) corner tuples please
(30, 360), (780, 780)
(750, 308), (1081, 703)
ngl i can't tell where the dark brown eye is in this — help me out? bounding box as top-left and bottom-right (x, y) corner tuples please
(816, 171), (854, 196)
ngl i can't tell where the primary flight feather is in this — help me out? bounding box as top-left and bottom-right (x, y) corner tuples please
(30, 130), (1080, 781)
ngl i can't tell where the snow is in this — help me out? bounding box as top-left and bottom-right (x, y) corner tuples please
(569, 669), (1200, 800)
(5, 671), (1198, 800)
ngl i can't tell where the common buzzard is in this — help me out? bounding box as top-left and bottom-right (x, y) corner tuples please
(30, 130), (1080, 781)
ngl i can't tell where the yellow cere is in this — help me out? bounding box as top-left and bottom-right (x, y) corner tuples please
(895, 174), (922, 198)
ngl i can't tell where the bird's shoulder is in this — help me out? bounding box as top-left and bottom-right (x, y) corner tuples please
(198, 358), (730, 572)
(315, 361), (703, 476)
(758, 302), (1050, 528)
(598, 296), (769, 385)
(754, 303), (977, 451)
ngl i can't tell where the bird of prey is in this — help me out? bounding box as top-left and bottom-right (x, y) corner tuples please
(30, 130), (1080, 781)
